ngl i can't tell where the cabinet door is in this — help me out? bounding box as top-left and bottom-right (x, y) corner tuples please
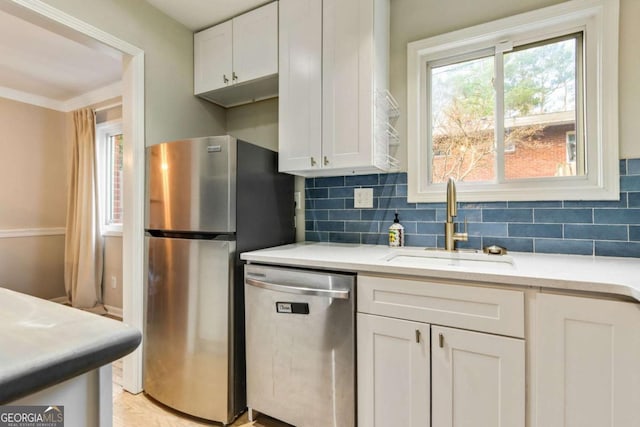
(278, 0), (322, 172)
(232, 1), (278, 85)
(357, 313), (430, 427)
(194, 21), (232, 94)
(536, 293), (640, 427)
(322, 0), (374, 169)
(431, 326), (525, 427)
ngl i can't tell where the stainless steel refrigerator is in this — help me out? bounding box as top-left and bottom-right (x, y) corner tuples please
(143, 135), (294, 424)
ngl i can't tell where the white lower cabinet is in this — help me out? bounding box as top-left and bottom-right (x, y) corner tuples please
(431, 326), (525, 427)
(357, 275), (525, 427)
(356, 274), (640, 426)
(357, 313), (430, 427)
(535, 293), (640, 427)
(357, 315), (525, 427)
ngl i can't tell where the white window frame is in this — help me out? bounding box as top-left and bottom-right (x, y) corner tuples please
(407, 0), (619, 202)
(566, 130), (577, 163)
(96, 120), (124, 236)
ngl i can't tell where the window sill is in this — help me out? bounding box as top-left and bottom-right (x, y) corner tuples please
(407, 176), (620, 203)
(102, 228), (123, 238)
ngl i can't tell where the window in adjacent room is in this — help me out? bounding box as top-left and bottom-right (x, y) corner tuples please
(407, 0), (619, 202)
(96, 120), (123, 235)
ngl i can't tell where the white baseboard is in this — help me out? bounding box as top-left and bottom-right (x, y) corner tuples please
(50, 296), (70, 304)
(50, 297), (122, 319)
(104, 305), (123, 319)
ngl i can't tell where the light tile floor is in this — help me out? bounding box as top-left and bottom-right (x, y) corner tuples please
(112, 360), (291, 427)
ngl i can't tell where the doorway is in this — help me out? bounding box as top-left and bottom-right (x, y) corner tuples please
(0, 0), (146, 393)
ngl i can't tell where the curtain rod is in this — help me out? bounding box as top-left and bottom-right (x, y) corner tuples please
(94, 102), (122, 113)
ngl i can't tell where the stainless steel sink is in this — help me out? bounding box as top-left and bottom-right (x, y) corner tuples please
(383, 249), (515, 269)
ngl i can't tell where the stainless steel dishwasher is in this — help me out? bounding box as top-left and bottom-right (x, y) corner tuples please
(244, 264), (355, 427)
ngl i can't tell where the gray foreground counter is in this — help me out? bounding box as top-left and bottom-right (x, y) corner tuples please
(0, 287), (141, 403)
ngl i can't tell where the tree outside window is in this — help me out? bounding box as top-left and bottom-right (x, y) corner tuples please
(429, 35), (581, 184)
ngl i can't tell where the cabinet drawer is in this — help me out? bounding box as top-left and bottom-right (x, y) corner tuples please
(358, 275), (524, 338)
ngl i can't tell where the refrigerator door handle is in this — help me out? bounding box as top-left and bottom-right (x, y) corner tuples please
(245, 277), (350, 300)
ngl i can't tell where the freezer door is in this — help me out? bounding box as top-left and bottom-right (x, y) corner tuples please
(244, 265), (355, 427)
(146, 136), (236, 233)
(144, 236), (236, 422)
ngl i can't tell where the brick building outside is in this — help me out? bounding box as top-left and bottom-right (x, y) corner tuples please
(432, 111), (577, 183)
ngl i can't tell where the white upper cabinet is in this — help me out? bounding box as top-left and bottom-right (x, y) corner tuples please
(232, 3), (278, 84)
(194, 21), (232, 93)
(279, 0), (396, 176)
(278, 0), (322, 172)
(194, 2), (278, 108)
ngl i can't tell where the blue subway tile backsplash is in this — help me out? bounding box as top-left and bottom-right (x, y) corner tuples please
(594, 209), (640, 225)
(534, 208), (593, 224)
(563, 224), (628, 241)
(621, 175), (640, 192)
(628, 193), (640, 208)
(534, 239), (594, 256)
(627, 159), (640, 175)
(508, 223), (563, 238)
(305, 158), (640, 257)
(595, 241), (640, 258)
(482, 209), (533, 223)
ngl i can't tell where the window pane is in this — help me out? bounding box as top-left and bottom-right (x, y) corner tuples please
(503, 37), (582, 180)
(108, 133), (123, 224)
(430, 55), (495, 184)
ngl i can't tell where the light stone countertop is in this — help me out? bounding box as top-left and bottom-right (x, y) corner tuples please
(241, 242), (640, 302)
(0, 288), (141, 403)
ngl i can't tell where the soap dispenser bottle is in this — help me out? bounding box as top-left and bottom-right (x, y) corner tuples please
(389, 211), (404, 247)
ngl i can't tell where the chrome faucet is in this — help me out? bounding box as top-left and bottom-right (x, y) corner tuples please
(444, 177), (468, 251)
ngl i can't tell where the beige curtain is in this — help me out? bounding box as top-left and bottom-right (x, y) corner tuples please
(64, 108), (104, 309)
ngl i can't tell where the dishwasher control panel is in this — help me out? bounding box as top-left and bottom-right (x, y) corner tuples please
(276, 302), (310, 314)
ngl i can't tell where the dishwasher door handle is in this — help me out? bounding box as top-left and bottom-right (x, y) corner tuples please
(245, 277), (350, 300)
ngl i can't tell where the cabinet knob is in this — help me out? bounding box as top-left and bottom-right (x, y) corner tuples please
(324, 156), (330, 166)
(232, 71), (238, 81)
(310, 157), (317, 166)
(223, 74), (229, 84)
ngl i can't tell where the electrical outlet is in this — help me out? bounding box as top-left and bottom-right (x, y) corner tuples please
(354, 188), (374, 208)
(111, 276), (117, 289)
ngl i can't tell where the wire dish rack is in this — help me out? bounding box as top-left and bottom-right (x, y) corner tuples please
(375, 89), (400, 171)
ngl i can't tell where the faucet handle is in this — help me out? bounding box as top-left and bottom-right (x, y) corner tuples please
(456, 216), (467, 233)
(454, 216), (469, 243)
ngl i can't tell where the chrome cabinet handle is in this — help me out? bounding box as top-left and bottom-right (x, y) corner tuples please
(415, 329), (421, 343)
(245, 277), (350, 300)
(439, 333), (444, 348)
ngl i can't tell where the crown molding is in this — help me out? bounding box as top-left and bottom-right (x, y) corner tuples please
(62, 81), (122, 112)
(0, 81), (122, 112)
(0, 86), (62, 111)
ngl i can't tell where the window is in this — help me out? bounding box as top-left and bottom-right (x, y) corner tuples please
(96, 121), (123, 235)
(407, 0), (619, 202)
